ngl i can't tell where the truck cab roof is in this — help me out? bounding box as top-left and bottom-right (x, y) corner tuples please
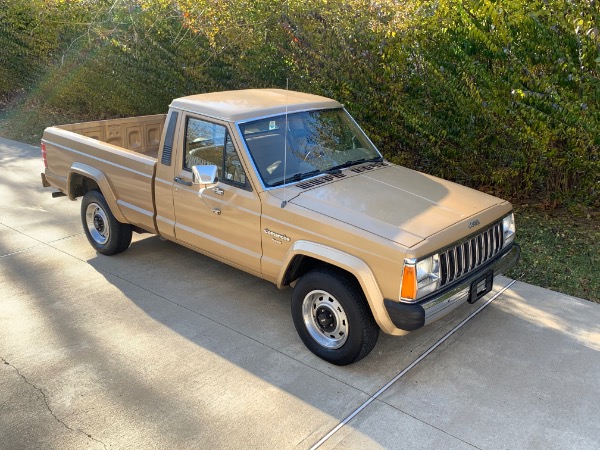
(169, 89), (342, 122)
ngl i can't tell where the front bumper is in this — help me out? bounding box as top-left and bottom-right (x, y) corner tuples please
(384, 243), (521, 331)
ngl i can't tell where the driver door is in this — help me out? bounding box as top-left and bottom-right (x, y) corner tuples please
(172, 114), (262, 274)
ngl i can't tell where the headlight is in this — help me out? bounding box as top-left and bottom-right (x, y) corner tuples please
(401, 254), (440, 302)
(502, 213), (516, 246)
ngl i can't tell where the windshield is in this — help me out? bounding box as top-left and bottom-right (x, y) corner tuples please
(238, 109), (382, 187)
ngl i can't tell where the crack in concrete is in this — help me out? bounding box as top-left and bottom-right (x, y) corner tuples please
(1, 357), (108, 450)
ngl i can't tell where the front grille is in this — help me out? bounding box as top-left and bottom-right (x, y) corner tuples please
(439, 222), (503, 287)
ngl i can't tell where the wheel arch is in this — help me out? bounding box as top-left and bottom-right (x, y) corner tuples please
(68, 163), (127, 223)
(278, 240), (398, 334)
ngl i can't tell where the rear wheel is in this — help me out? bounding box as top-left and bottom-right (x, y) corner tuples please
(81, 190), (132, 255)
(291, 267), (379, 365)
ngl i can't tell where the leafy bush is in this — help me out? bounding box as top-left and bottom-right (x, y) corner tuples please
(0, 0), (57, 98)
(2, 0), (599, 206)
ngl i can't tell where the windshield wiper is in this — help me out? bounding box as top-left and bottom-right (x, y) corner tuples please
(326, 156), (383, 173)
(269, 170), (321, 187)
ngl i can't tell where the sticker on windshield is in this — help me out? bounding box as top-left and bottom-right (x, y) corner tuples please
(269, 120), (277, 130)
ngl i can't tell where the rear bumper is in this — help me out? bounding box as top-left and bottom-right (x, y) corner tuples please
(384, 243), (521, 331)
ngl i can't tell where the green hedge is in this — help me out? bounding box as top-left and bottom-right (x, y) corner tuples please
(0, 0), (57, 97)
(2, 0), (598, 206)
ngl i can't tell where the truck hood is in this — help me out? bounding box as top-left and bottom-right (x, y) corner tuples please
(287, 165), (503, 247)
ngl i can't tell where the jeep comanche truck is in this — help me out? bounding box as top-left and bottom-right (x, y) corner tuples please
(41, 89), (520, 365)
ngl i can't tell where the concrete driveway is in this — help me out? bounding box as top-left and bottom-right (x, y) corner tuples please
(1, 136), (599, 449)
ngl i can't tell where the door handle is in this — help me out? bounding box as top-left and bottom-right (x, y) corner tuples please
(174, 177), (192, 187)
(212, 187), (224, 196)
(211, 208), (221, 215)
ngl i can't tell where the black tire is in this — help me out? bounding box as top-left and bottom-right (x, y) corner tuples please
(291, 267), (379, 365)
(81, 190), (132, 255)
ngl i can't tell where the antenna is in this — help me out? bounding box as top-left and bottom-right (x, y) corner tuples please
(281, 78), (289, 208)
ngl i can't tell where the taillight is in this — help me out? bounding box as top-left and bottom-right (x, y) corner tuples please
(41, 142), (48, 168)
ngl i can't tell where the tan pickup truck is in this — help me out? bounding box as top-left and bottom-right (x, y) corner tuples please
(41, 89), (520, 365)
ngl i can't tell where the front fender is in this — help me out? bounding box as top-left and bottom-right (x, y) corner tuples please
(278, 240), (403, 335)
(68, 163), (127, 223)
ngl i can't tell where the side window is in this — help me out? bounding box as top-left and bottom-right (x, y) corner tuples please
(185, 117), (225, 176)
(184, 116), (247, 187)
(224, 135), (246, 185)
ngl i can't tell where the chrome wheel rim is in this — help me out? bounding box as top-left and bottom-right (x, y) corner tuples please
(85, 202), (110, 245)
(302, 290), (348, 349)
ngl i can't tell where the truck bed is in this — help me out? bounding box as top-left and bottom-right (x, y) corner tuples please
(55, 114), (166, 158)
(42, 114), (167, 234)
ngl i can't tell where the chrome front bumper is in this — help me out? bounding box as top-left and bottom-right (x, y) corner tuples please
(384, 243), (521, 331)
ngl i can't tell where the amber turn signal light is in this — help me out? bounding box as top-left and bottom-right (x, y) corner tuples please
(401, 265), (417, 300)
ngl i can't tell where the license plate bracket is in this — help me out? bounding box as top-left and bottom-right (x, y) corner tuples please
(468, 270), (494, 304)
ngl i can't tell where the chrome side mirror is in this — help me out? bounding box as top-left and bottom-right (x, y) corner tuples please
(192, 165), (219, 185)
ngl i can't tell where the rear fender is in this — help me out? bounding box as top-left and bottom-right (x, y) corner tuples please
(68, 163), (127, 223)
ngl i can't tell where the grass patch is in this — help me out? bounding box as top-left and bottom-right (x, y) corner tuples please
(1, 99), (597, 302)
(508, 205), (599, 303)
(0, 95), (90, 145)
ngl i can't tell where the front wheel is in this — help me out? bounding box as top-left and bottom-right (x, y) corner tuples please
(81, 190), (132, 255)
(291, 267), (379, 365)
